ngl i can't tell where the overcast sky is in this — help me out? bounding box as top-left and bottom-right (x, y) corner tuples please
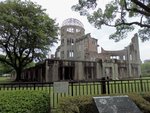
(32, 0), (149, 62)
(1, 0), (150, 62)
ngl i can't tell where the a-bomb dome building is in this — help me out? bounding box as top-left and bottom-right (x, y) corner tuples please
(20, 18), (141, 82)
(55, 18), (98, 61)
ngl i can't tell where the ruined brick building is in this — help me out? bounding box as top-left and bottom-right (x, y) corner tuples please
(20, 18), (141, 82)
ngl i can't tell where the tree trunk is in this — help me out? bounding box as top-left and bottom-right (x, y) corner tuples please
(15, 68), (22, 81)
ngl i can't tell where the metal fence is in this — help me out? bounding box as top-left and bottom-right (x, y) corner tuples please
(0, 78), (150, 110)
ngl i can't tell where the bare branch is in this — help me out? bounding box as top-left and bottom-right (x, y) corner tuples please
(131, 0), (150, 13)
(115, 21), (150, 28)
(0, 56), (14, 67)
(140, 15), (144, 24)
(124, 0), (150, 16)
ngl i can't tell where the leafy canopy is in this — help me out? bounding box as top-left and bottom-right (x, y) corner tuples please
(141, 61), (150, 76)
(0, 0), (58, 80)
(72, 0), (150, 42)
(0, 62), (13, 76)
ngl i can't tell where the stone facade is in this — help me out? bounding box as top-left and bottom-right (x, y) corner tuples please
(20, 18), (141, 82)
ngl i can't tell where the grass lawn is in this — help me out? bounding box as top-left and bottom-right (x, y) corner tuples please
(0, 76), (12, 83)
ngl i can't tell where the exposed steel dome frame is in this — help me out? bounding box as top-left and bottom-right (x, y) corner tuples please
(62, 18), (84, 28)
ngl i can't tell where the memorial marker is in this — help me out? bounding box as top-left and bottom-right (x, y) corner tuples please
(93, 95), (142, 113)
(54, 82), (69, 93)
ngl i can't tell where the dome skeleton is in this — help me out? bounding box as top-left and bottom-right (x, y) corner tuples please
(62, 18), (84, 28)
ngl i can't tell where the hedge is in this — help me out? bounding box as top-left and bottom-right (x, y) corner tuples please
(141, 93), (150, 103)
(0, 90), (50, 113)
(128, 93), (150, 113)
(57, 96), (97, 113)
(57, 93), (150, 113)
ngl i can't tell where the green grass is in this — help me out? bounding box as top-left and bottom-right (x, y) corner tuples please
(0, 76), (12, 83)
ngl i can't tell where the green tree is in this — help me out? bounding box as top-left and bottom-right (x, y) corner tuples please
(72, 0), (150, 42)
(0, 62), (13, 76)
(141, 61), (150, 76)
(0, 0), (58, 81)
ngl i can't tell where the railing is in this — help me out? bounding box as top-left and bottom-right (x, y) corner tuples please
(0, 78), (150, 110)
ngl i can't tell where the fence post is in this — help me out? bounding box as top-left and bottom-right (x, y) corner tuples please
(101, 77), (106, 94)
(140, 79), (143, 92)
(71, 82), (74, 96)
(107, 80), (110, 94)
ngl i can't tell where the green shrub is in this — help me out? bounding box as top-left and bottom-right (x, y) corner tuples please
(57, 96), (97, 113)
(128, 93), (150, 113)
(57, 94), (150, 113)
(141, 93), (150, 103)
(0, 90), (50, 113)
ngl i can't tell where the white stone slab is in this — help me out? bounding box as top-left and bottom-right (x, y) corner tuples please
(54, 82), (69, 93)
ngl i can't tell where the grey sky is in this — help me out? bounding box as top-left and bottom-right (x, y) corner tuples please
(31, 0), (149, 62)
(1, 0), (150, 61)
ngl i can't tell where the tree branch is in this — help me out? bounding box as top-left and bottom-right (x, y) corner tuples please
(115, 21), (150, 28)
(0, 56), (14, 67)
(131, 0), (150, 13)
(21, 48), (33, 64)
(124, 0), (150, 16)
(4, 34), (14, 65)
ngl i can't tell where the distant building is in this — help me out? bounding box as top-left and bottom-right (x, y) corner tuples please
(20, 18), (141, 82)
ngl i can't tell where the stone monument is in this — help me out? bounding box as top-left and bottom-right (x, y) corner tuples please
(93, 95), (142, 113)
